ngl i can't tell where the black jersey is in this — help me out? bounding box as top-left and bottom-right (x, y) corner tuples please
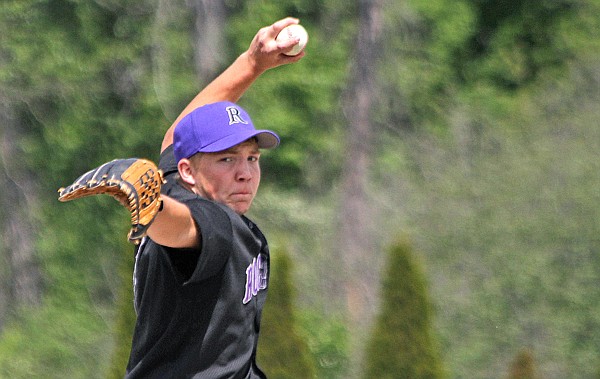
(125, 146), (269, 379)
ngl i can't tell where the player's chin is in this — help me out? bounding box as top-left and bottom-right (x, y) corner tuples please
(228, 199), (253, 215)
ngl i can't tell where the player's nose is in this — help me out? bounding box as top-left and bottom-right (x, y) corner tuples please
(235, 161), (253, 181)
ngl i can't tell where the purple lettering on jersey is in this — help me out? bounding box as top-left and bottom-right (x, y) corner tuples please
(243, 254), (268, 304)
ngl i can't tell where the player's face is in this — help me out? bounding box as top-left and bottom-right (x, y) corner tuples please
(190, 139), (261, 215)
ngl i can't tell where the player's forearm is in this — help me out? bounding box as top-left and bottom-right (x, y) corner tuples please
(190, 51), (266, 106)
(147, 196), (200, 249)
(160, 52), (264, 152)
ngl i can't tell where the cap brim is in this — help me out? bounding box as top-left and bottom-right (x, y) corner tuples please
(199, 130), (280, 153)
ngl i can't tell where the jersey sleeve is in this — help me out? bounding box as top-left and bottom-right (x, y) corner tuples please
(180, 197), (234, 284)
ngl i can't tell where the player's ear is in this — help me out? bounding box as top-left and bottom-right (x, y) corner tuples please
(177, 158), (196, 186)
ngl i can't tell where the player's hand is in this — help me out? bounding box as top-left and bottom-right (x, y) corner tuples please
(245, 17), (305, 73)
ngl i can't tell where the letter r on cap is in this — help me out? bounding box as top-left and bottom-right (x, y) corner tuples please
(226, 106), (248, 125)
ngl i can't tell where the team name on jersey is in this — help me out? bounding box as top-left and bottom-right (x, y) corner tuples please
(243, 254), (268, 304)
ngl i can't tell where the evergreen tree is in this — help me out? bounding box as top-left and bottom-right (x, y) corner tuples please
(362, 237), (444, 379)
(257, 247), (316, 379)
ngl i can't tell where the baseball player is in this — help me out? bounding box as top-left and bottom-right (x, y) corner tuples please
(58, 17), (305, 378)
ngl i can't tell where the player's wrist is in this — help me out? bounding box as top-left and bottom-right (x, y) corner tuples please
(239, 51), (268, 78)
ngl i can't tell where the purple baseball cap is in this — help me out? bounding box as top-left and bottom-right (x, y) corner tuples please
(173, 101), (280, 162)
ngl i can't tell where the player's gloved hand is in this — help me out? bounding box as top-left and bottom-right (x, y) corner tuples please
(58, 158), (165, 244)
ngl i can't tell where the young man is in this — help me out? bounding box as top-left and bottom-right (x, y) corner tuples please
(59, 17), (305, 378)
(126, 18), (304, 379)
(126, 18), (305, 379)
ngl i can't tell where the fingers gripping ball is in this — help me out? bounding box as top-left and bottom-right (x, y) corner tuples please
(58, 158), (165, 244)
(276, 24), (308, 56)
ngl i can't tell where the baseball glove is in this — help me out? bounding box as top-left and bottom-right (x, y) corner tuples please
(58, 158), (165, 244)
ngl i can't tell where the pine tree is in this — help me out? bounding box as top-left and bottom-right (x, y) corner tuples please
(362, 237), (444, 379)
(257, 247), (316, 379)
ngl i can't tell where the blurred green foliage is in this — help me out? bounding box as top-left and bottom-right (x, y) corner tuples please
(1, 0), (600, 378)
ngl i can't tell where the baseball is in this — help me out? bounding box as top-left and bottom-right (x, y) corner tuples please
(276, 24), (308, 56)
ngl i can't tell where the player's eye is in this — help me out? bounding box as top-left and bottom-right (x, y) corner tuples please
(248, 156), (259, 162)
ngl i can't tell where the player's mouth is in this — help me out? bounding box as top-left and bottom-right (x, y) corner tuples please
(230, 191), (254, 200)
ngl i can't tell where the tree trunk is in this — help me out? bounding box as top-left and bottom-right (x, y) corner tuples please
(0, 99), (43, 330)
(337, 0), (384, 375)
(188, 0), (227, 83)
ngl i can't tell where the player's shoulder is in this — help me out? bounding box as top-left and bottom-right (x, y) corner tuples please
(158, 144), (178, 176)
(185, 196), (240, 223)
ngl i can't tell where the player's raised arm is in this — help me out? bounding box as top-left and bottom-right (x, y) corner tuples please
(160, 16), (305, 152)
